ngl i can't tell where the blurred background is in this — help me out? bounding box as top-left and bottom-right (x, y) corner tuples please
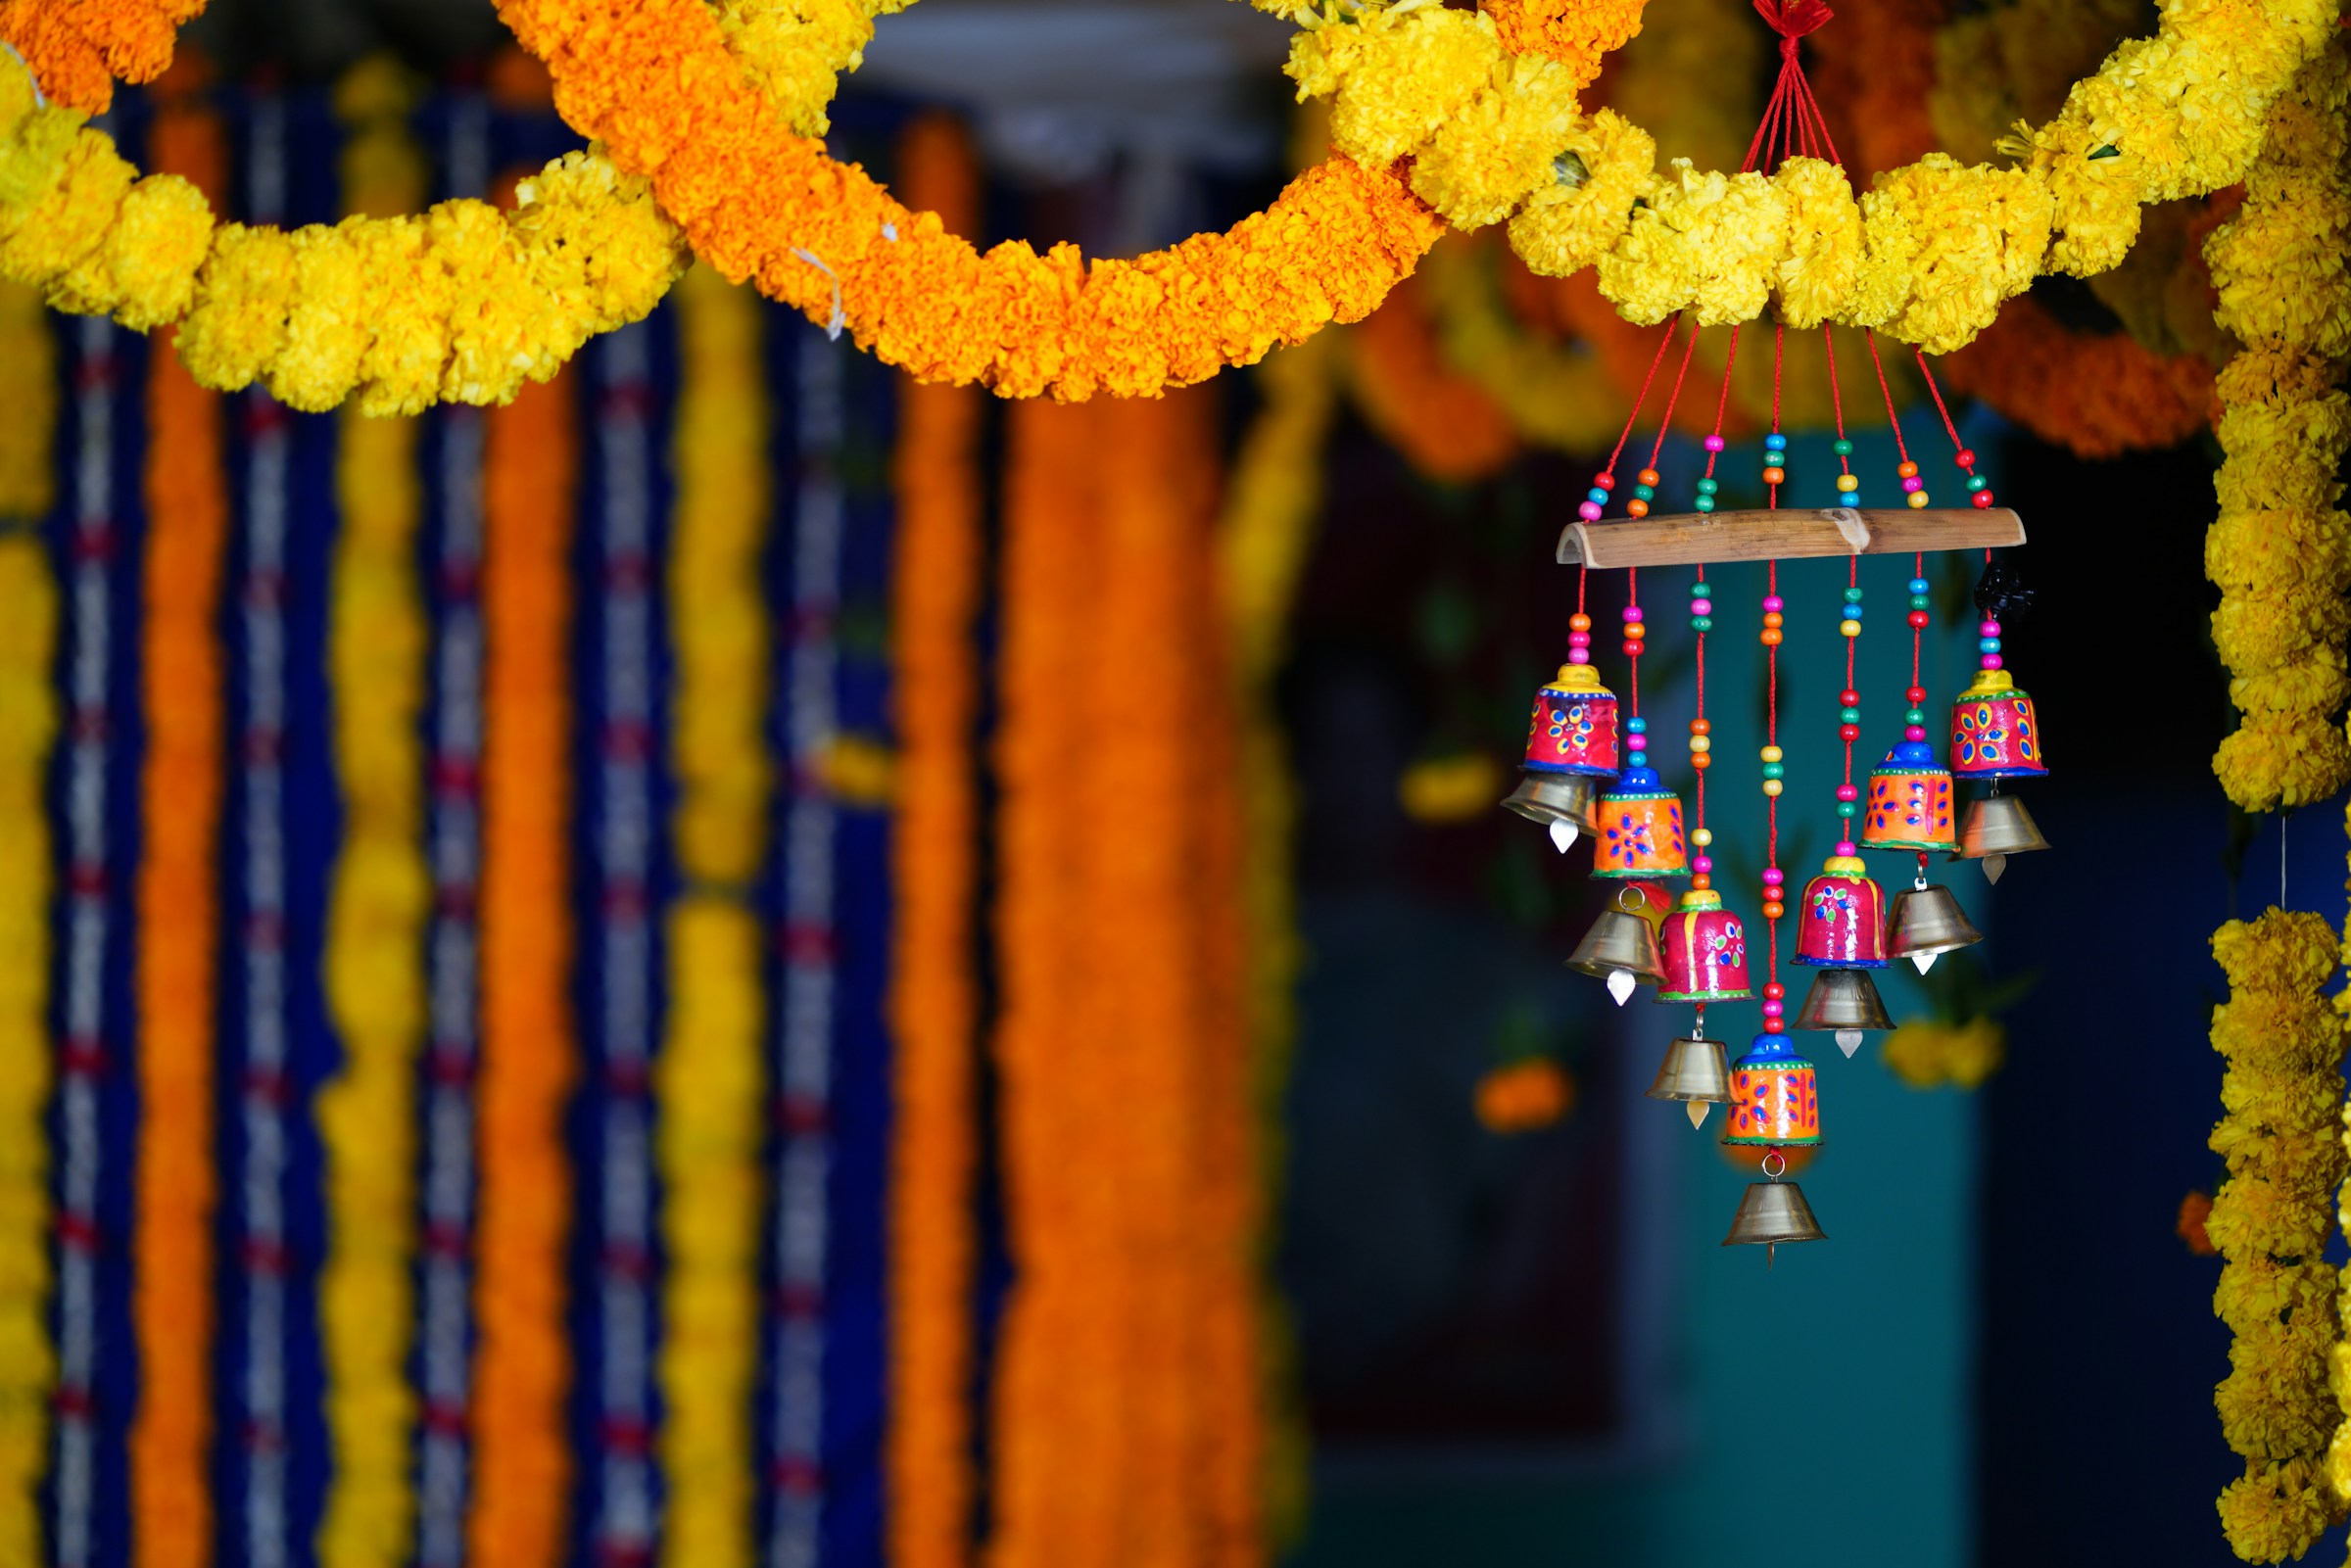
(0, 2), (2313, 1567)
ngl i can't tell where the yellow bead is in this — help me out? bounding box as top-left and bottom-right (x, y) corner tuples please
(1693, 828), (1713, 848)
(1760, 745), (1784, 763)
(1762, 780), (1783, 797)
(1906, 490), (1930, 509)
(1841, 619), (1861, 638)
(1690, 736), (1711, 754)
(1835, 473), (1858, 493)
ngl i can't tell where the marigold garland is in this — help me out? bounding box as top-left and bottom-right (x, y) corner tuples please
(0, 283), (49, 517)
(468, 363), (578, 1567)
(2203, 41), (2351, 813)
(1340, 259), (1521, 484)
(2205, 912), (2348, 1563)
(0, 0), (198, 114)
(314, 71), (432, 1568)
(127, 63), (224, 1568)
(886, 113), (981, 1568)
(0, 58), (688, 413)
(658, 261), (770, 1568)
(0, 440), (56, 1568)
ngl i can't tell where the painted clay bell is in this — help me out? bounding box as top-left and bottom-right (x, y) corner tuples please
(1793, 851), (1888, 970)
(1503, 663), (1620, 848)
(1590, 764), (1688, 881)
(1862, 740), (1956, 853)
(1949, 668), (2048, 781)
(1721, 1031), (1822, 1149)
(1657, 889), (1753, 1004)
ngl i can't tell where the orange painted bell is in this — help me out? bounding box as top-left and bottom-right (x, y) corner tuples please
(1862, 741), (1956, 853)
(1589, 764), (1688, 881)
(1656, 889), (1753, 1004)
(1720, 1031), (1821, 1149)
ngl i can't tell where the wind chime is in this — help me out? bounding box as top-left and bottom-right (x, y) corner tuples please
(1507, 0), (2049, 1266)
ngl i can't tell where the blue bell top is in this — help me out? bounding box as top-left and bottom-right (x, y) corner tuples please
(1734, 1030), (1811, 1069)
(1880, 739), (1942, 770)
(1610, 763), (1664, 793)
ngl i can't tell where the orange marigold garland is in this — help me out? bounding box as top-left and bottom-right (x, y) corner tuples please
(1341, 264), (1520, 484)
(886, 112), (981, 1568)
(0, 0), (201, 113)
(1937, 296), (2214, 461)
(468, 362), (578, 1566)
(127, 60), (224, 1568)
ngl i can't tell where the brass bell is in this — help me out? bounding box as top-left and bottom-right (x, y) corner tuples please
(1886, 880), (1984, 974)
(1647, 1035), (1732, 1129)
(1954, 789), (2049, 885)
(1564, 884), (1665, 1007)
(1794, 967), (1892, 1059)
(1501, 770), (1603, 853)
(1722, 1166), (1828, 1267)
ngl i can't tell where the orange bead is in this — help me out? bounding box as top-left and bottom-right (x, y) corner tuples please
(1763, 467), (1786, 487)
(1690, 718), (1710, 736)
(1760, 628), (1783, 646)
(1637, 468), (1660, 487)
(1763, 901), (1785, 921)
(1626, 498), (1651, 518)
(1763, 611), (1783, 628)
(1691, 874), (1712, 890)
(1897, 460), (1920, 479)
(1691, 752), (1711, 770)
(1569, 613), (1591, 632)
(1625, 624), (1646, 641)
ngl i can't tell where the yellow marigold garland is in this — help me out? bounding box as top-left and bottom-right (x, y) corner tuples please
(468, 360), (578, 1567)
(0, 282), (50, 517)
(0, 354), (56, 1568)
(0, 55), (688, 414)
(658, 261), (770, 1568)
(2204, 40), (2351, 813)
(128, 64), (224, 1568)
(314, 68), (432, 1568)
(2207, 912), (2348, 1563)
(886, 113), (981, 1568)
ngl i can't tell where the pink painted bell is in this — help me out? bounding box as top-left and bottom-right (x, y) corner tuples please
(1656, 889), (1753, 1004)
(1720, 1031), (1822, 1149)
(1590, 765), (1689, 880)
(1949, 669), (2048, 781)
(1861, 740), (1956, 853)
(1520, 663), (1621, 780)
(1792, 852), (1889, 970)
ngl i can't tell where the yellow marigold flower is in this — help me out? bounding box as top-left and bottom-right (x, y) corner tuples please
(1844, 155), (2053, 354)
(0, 119), (133, 286)
(1596, 159), (1786, 326)
(267, 223), (375, 413)
(2219, 1456), (2333, 1563)
(2205, 505), (2351, 599)
(1410, 54), (1580, 230)
(2213, 911), (2340, 998)
(1772, 157), (1860, 329)
(2215, 711), (2351, 812)
(2207, 1170), (2334, 1259)
(2220, 1320), (2338, 1462)
(342, 214), (449, 418)
(47, 172), (212, 330)
(2212, 580), (2351, 677)
(1880, 1018), (2004, 1091)
(2212, 1259), (2331, 1339)
(1508, 108), (1655, 278)
(2231, 651), (2350, 721)
(1294, 6), (1502, 169)
(720, 0), (892, 137)
(178, 224), (299, 393)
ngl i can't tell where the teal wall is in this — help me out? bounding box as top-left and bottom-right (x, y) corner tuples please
(1291, 413), (2004, 1568)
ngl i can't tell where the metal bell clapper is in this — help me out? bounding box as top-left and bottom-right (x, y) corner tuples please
(1505, 663), (1621, 851)
(1589, 764), (1689, 881)
(1657, 889), (1753, 1005)
(1794, 967), (1895, 1058)
(1723, 1152), (1828, 1268)
(1954, 787), (2050, 885)
(1886, 878), (1984, 974)
(1648, 1031), (1733, 1129)
(1565, 882), (1666, 1006)
(1792, 851), (1890, 970)
(1861, 740), (1956, 854)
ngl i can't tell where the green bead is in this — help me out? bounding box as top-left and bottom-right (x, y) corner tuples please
(1910, 594), (1931, 610)
(1836, 801), (1858, 819)
(1843, 586), (1864, 603)
(1696, 478), (1718, 496)
(1833, 438), (1854, 456)
(1633, 483), (1655, 500)
(1839, 706), (1861, 724)
(1690, 615), (1713, 632)
(1761, 762), (1785, 781)
(1692, 582), (1710, 597)
(1694, 495), (1715, 513)
(1967, 474), (1989, 492)
(1905, 708), (1927, 726)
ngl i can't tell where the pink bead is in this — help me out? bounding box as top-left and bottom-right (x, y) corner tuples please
(1980, 620), (2001, 638)
(1761, 1000), (1784, 1019)
(1761, 595), (1784, 613)
(1904, 725), (1927, 741)
(1692, 856), (1713, 875)
(1835, 840), (1857, 857)
(1578, 500), (1604, 521)
(1982, 653), (2003, 670)
(1761, 868), (1785, 886)
(1622, 605), (1644, 622)
(1836, 784), (1859, 802)
(1901, 475), (1925, 494)
(1568, 633), (1590, 649)
(1566, 650), (1590, 664)
(1703, 434), (1727, 453)
(1691, 598), (1713, 616)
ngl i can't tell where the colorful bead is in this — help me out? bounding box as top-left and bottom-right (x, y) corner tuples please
(1966, 474), (1988, 493)
(1703, 434), (1727, 453)
(1838, 723), (1859, 741)
(1637, 468), (1661, 487)
(1954, 448), (1976, 467)
(1695, 496), (1716, 512)
(1762, 781), (1782, 798)
(1838, 706), (1861, 723)
(1832, 438), (1854, 456)
(1835, 473), (1858, 494)
(1904, 725), (1928, 741)
(1836, 784), (1859, 802)
(1764, 433), (1788, 451)
(1627, 499), (1651, 518)
(1907, 578), (1930, 595)
(1578, 499), (1603, 521)
(1840, 620), (1861, 639)
(1980, 620), (2000, 638)
(1837, 801), (1857, 818)
(1693, 855), (1714, 874)
(1690, 736), (1712, 754)
(1570, 614), (1592, 632)
(1594, 472), (1616, 491)
(1760, 629), (1782, 646)
(1841, 603), (1863, 620)
(1690, 719), (1710, 736)
(1903, 707), (1926, 725)
(1762, 595), (1784, 613)
(1587, 487), (1610, 505)
(1761, 762), (1785, 780)
(1896, 460), (1919, 479)
(1763, 466), (1787, 487)
(1907, 610), (1929, 629)
(1692, 829), (1712, 847)
(1690, 597), (1712, 616)
(1843, 589), (1862, 604)
(1760, 746), (1782, 762)
(1906, 491), (1931, 509)
(1633, 483), (1656, 501)
(1905, 686), (1927, 704)
(1980, 637), (2001, 654)
(1696, 478), (1718, 496)
(1909, 594), (1931, 611)
(1971, 491), (1994, 508)
(1626, 716), (1646, 732)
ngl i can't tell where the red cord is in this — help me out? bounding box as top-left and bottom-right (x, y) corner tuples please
(1767, 556), (1780, 973)
(1864, 329), (1912, 465)
(1823, 324), (1852, 487)
(1702, 323), (1744, 481)
(1911, 549), (1923, 690)
(1645, 322), (1704, 473)
(1606, 319), (1682, 478)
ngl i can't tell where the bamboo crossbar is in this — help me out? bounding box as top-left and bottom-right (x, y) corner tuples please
(1555, 506), (2026, 568)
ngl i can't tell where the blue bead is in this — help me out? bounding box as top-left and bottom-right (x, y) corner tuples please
(1908, 577), (1931, 595)
(1627, 717), (1647, 734)
(1979, 637), (2001, 653)
(1587, 487), (1609, 505)
(1763, 433), (1788, 451)
(1843, 603), (1864, 619)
